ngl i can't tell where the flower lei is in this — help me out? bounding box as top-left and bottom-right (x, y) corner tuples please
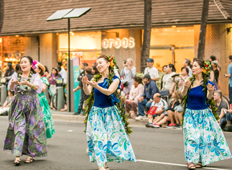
(17, 71), (33, 94)
(84, 55), (132, 135)
(181, 61), (219, 125)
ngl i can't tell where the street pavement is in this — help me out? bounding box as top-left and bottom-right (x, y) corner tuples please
(0, 116), (232, 170)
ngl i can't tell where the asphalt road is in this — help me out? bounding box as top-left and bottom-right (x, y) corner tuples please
(0, 116), (232, 170)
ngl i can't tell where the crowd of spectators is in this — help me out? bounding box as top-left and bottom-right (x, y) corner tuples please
(0, 55), (232, 132)
(121, 56), (232, 132)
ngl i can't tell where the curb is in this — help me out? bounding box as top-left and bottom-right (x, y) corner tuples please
(52, 113), (147, 126)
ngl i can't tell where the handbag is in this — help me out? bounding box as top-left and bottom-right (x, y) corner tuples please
(159, 90), (169, 97)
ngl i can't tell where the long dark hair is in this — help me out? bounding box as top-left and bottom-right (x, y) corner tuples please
(44, 66), (49, 73)
(38, 67), (44, 76)
(5, 62), (15, 76)
(15, 64), (21, 73)
(92, 63), (99, 75)
(168, 64), (176, 72)
(52, 68), (59, 77)
(20, 56), (36, 74)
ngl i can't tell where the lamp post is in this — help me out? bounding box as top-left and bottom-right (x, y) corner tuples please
(47, 7), (91, 112)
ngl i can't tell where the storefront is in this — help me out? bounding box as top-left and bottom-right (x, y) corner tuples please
(57, 31), (102, 69)
(149, 26), (195, 72)
(0, 36), (25, 72)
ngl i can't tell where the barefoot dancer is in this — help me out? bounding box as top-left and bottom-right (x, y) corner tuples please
(83, 55), (136, 170)
(4, 56), (47, 166)
(182, 59), (231, 169)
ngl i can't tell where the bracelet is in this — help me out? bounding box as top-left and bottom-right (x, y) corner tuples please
(32, 85), (35, 90)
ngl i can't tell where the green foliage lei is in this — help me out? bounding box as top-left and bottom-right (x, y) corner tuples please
(17, 71), (33, 94)
(84, 55), (132, 135)
(181, 61), (219, 124)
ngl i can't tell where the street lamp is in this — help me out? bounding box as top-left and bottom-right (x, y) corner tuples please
(47, 7), (91, 112)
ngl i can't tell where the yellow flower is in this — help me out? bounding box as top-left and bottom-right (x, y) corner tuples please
(203, 69), (207, 74)
(110, 60), (114, 67)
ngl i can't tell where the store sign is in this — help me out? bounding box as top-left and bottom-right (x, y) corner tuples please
(102, 37), (135, 49)
(3, 37), (25, 51)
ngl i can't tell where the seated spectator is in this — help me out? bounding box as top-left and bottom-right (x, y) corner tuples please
(214, 90), (228, 129)
(222, 109), (232, 132)
(166, 91), (182, 128)
(145, 93), (168, 127)
(136, 74), (159, 121)
(125, 77), (144, 118)
(0, 90), (14, 116)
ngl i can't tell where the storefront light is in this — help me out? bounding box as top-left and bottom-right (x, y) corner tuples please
(0, 38), (2, 43)
(165, 29), (167, 31)
(172, 25), (176, 28)
(15, 35), (19, 37)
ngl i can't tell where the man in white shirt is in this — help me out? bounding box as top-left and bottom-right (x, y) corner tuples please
(145, 93), (168, 127)
(144, 58), (159, 82)
(57, 62), (67, 84)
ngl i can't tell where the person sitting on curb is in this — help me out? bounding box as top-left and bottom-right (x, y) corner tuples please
(222, 109), (232, 132)
(136, 74), (159, 121)
(145, 93), (168, 128)
(214, 90), (228, 129)
(0, 90), (14, 116)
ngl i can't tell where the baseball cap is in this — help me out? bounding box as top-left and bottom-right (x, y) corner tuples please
(143, 74), (151, 79)
(212, 60), (219, 66)
(146, 58), (154, 62)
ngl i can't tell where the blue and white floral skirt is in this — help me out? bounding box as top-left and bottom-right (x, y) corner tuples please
(183, 108), (231, 166)
(86, 106), (136, 167)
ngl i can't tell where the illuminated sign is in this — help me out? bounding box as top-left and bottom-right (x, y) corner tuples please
(102, 37), (135, 49)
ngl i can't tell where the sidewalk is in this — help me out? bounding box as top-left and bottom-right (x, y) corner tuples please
(51, 111), (147, 126)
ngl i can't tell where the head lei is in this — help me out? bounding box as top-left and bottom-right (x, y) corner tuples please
(84, 55), (132, 135)
(181, 59), (218, 125)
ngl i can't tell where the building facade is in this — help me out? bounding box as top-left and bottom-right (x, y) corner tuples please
(0, 0), (232, 94)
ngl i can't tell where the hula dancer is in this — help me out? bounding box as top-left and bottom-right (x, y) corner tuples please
(33, 61), (55, 139)
(182, 58), (231, 169)
(83, 55), (136, 170)
(3, 56), (47, 165)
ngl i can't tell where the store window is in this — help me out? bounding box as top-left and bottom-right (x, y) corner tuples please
(0, 36), (25, 72)
(148, 27), (194, 72)
(58, 31), (101, 69)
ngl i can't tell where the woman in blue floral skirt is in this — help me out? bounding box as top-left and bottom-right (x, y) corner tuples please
(182, 58), (231, 169)
(82, 55), (136, 170)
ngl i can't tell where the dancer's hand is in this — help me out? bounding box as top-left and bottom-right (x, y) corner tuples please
(18, 79), (29, 86)
(11, 79), (18, 85)
(82, 76), (88, 84)
(184, 80), (191, 89)
(207, 83), (214, 92)
(88, 80), (98, 88)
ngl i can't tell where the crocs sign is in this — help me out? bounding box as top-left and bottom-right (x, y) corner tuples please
(102, 37), (135, 49)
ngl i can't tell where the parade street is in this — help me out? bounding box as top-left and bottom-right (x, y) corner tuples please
(0, 116), (232, 170)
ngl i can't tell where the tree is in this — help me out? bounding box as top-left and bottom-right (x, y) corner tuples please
(141, 0), (152, 72)
(197, 0), (210, 59)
